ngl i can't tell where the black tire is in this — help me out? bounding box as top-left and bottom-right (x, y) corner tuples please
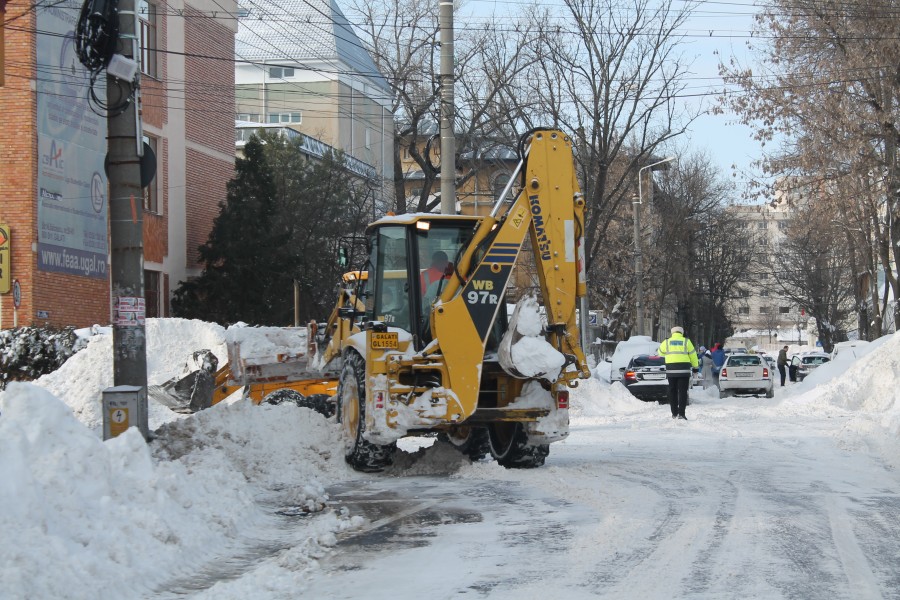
(488, 422), (549, 469)
(438, 426), (490, 461)
(719, 389), (731, 399)
(263, 389), (305, 406)
(765, 388), (775, 399)
(299, 393), (336, 418)
(336, 351), (395, 472)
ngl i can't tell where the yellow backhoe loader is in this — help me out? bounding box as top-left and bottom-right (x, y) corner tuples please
(157, 129), (591, 472)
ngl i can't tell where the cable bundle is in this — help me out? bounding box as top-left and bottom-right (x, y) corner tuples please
(75, 0), (134, 116)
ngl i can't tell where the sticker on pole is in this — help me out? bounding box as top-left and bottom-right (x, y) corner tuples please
(12, 279), (21, 309)
(0, 225), (10, 294)
(114, 296), (145, 326)
(109, 407), (129, 437)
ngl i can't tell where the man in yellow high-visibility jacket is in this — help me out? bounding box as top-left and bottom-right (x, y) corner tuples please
(658, 326), (699, 420)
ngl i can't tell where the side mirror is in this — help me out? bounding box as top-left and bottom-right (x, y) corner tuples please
(604, 357), (612, 363)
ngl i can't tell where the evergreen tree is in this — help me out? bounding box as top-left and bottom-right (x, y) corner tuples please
(173, 136), (291, 324)
(173, 131), (374, 325)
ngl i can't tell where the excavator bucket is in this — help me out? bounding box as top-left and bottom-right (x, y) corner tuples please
(148, 350), (220, 413)
(498, 295), (567, 381)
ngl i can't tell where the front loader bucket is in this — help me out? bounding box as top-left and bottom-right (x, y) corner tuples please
(147, 350), (219, 413)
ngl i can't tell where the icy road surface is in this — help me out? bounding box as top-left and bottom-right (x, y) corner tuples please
(176, 391), (900, 600)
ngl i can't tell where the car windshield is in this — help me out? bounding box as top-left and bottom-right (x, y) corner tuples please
(727, 356), (761, 367)
(803, 356), (830, 365)
(631, 355), (665, 367)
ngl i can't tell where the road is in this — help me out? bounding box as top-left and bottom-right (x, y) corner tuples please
(163, 390), (900, 599)
(303, 394), (900, 600)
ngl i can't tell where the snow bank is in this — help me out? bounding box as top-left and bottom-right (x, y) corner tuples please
(0, 382), (357, 600)
(787, 332), (900, 435)
(34, 318), (227, 433)
(569, 377), (656, 422)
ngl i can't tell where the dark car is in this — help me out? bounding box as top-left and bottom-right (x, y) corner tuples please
(622, 354), (668, 402)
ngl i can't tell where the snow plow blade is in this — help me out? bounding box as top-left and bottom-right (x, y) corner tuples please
(148, 349), (220, 413)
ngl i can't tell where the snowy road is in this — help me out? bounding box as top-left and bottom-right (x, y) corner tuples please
(296, 394), (900, 600)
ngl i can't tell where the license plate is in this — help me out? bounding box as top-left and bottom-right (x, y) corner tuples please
(371, 332), (399, 350)
(735, 372), (754, 378)
(643, 373), (665, 380)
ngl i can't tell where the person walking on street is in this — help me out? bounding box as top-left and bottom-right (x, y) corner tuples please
(659, 326), (699, 420)
(777, 345), (789, 387)
(710, 343), (726, 386)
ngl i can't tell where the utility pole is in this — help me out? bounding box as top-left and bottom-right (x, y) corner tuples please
(107, 0), (148, 436)
(439, 0), (455, 215)
(634, 156), (675, 337)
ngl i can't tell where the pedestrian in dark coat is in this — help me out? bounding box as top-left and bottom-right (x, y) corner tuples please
(777, 346), (789, 387)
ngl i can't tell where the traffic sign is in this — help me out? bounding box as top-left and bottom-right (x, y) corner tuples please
(12, 279), (21, 308)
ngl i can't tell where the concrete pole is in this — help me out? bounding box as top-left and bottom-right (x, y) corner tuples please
(633, 195), (643, 337)
(439, 0), (455, 215)
(294, 279), (300, 326)
(108, 0), (148, 435)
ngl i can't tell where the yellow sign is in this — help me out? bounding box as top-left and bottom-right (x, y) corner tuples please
(0, 225), (9, 294)
(371, 332), (399, 350)
(108, 407), (130, 437)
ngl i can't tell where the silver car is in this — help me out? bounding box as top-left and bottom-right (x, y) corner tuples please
(719, 353), (774, 399)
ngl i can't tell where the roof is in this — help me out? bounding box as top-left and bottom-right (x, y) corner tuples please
(236, 0), (389, 93)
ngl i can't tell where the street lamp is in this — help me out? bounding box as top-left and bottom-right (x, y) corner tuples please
(633, 156), (675, 337)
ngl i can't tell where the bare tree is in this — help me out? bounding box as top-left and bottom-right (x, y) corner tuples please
(524, 0), (699, 273)
(347, 0), (535, 213)
(772, 200), (854, 353)
(719, 0), (900, 329)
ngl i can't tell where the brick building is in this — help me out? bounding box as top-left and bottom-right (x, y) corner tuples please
(0, 0), (236, 328)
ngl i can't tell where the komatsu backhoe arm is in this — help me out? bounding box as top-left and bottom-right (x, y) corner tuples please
(430, 129), (591, 419)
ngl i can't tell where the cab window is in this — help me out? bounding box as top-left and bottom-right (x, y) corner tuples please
(370, 226), (412, 331)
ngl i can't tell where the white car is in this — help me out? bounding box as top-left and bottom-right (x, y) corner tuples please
(790, 352), (830, 382)
(719, 353), (774, 399)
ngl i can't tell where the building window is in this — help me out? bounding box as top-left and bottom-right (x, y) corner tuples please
(779, 306), (791, 314)
(142, 135), (159, 213)
(759, 306), (771, 314)
(267, 112), (301, 124)
(144, 270), (161, 318)
(757, 221), (767, 229)
(409, 187), (422, 199)
(760, 289), (769, 297)
(493, 173), (512, 202)
(138, 0), (157, 77)
(778, 221), (789, 230)
(268, 66), (295, 78)
(738, 306), (750, 315)
(236, 113), (262, 122)
(738, 289), (750, 298)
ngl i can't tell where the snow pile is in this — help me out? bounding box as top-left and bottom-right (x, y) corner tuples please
(507, 296), (566, 379)
(788, 332), (900, 435)
(568, 377), (656, 422)
(225, 324), (309, 364)
(387, 440), (473, 475)
(34, 318), (227, 433)
(0, 383), (358, 600)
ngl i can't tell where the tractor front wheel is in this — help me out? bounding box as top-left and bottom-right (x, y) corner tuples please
(337, 351), (395, 472)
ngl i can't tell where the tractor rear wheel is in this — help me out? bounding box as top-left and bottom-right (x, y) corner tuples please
(337, 351), (395, 472)
(438, 426), (490, 461)
(488, 422), (549, 469)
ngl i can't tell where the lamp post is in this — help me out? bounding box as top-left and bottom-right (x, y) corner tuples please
(634, 156), (675, 337)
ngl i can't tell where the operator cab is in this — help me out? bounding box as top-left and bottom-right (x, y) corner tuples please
(366, 214), (506, 350)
